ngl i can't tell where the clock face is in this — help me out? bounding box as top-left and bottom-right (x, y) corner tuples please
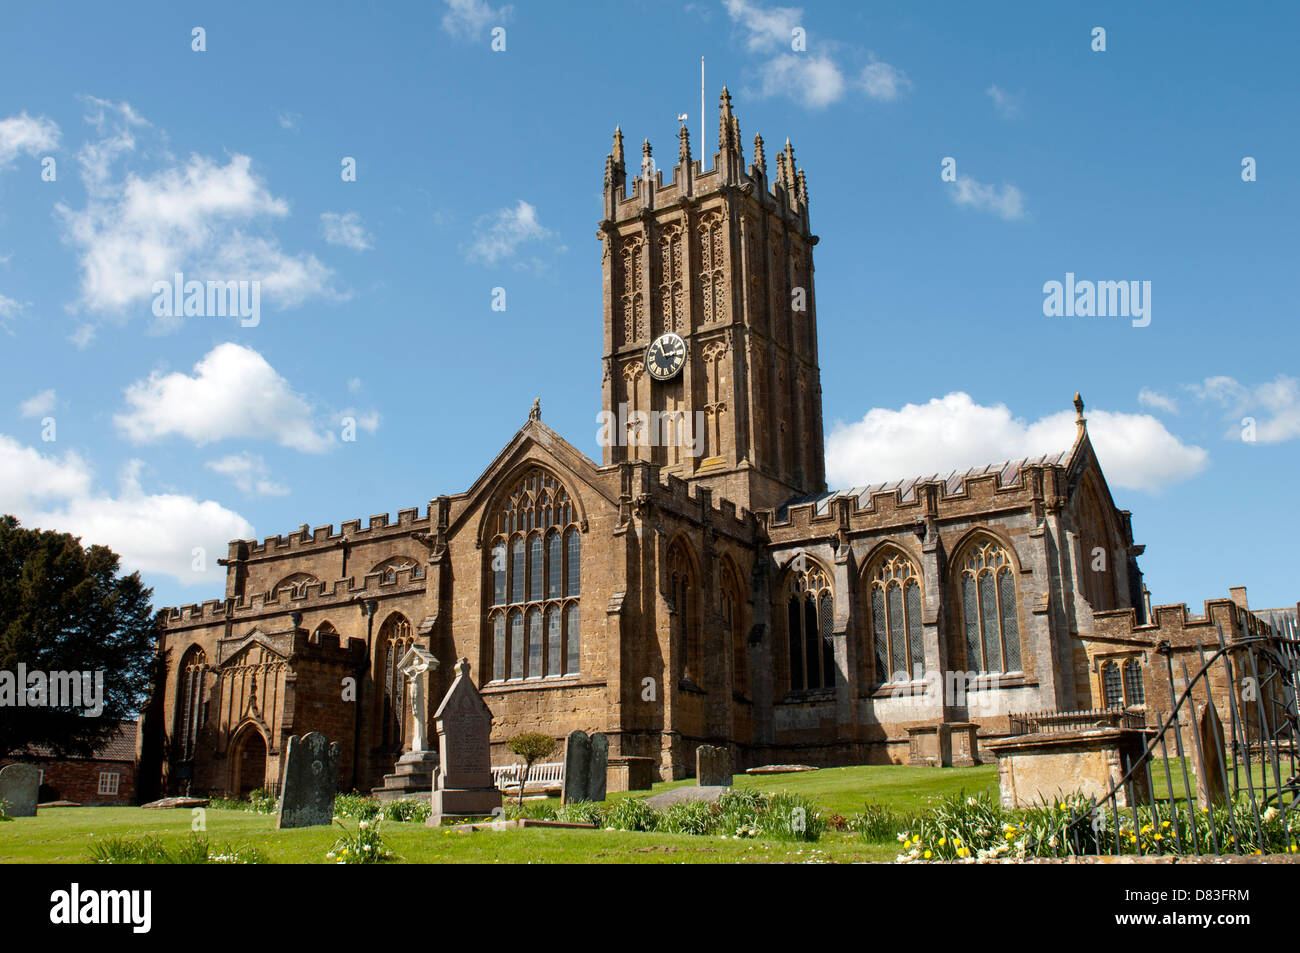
(645, 332), (686, 381)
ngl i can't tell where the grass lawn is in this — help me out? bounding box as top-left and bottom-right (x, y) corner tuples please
(0, 764), (998, 864)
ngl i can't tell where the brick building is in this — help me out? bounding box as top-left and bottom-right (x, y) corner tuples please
(1, 720), (139, 806)
(150, 91), (1209, 797)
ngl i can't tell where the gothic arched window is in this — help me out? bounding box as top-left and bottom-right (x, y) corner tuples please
(379, 614), (412, 749)
(785, 559), (834, 693)
(867, 550), (925, 684)
(668, 538), (701, 684)
(1102, 660), (1124, 709)
(721, 558), (747, 697)
(370, 556), (418, 585)
(958, 537), (1023, 674)
(272, 572), (318, 600)
(487, 468), (582, 681)
(176, 646), (206, 761)
(1123, 658), (1145, 706)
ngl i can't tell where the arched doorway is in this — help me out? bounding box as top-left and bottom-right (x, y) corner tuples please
(230, 727), (267, 797)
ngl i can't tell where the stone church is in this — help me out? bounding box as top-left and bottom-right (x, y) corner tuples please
(150, 91), (1151, 797)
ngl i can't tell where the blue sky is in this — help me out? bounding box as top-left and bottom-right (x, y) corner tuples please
(0, 0), (1296, 614)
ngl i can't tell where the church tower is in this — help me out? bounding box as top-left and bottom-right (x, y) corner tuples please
(598, 89), (827, 513)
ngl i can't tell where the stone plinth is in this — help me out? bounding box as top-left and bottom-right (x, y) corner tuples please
(984, 727), (1155, 809)
(606, 756), (656, 792)
(907, 723), (981, 767)
(372, 750), (437, 803)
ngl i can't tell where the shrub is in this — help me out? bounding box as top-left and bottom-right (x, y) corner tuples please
(604, 796), (659, 832)
(247, 789), (278, 815)
(555, 800), (605, 825)
(507, 732), (559, 807)
(851, 803), (919, 844)
(327, 818), (393, 864)
(0, 798), (11, 822)
(757, 791), (825, 842)
(503, 800), (558, 821)
(655, 800), (718, 836)
(86, 833), (265, 864)
(334, 793), (381, 820)
(382, 798), (431, 823)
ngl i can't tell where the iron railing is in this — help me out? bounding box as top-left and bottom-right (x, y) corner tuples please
(1029, 625), (1300, 857)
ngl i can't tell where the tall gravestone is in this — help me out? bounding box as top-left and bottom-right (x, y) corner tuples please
(1193, 701), (1228, 806)
(696, 745), (733, 787)
(276, 732), (340, 829)
(427, 658), (500, 825)
(561, 730), (609, 804)
(0, 763), (39, 817)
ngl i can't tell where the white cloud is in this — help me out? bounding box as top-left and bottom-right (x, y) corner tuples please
(0, 436), (252, 586)
(340, 409), (381, 435)
(0, 112), (60, 169)
(0, 292), (22, 329)
(1191, 374), (1300, 443)
(206, 452), (289, 497)
(277, 111), (301, 132)
(320, 211), (372, 251)
(466, 200), (555, 265)
(724, 0), (908, 108)
(1138, 388), (1178, 414)
(723, 0), (802, 52)
(115, 342), (336, 453)
(442, 0), (512, 39)
(68, 322), (97, 349)
(57, 100), (339, 318)
(19, 389), (56, 418)
(860, 58), (912, 102)
(761, 54), (846, 109)
(949, 174), (1026, 221)
(347, 377), (363, 394)
(985, 84), (1021, 119)
(825, 392), (1208, 493)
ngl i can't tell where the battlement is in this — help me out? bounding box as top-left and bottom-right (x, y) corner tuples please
(769, 452), (1068, 536)
(161, 563), (428, 627)
(1092, 595), (1281, 646)
(235, 505), (430, 560)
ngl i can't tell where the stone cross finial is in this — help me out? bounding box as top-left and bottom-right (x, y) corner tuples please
(455, 657), (471, 678)
(1073, 392), (1087, 438)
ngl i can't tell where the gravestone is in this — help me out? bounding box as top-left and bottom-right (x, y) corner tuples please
(0, 763), (39, 817)
(696, 745), (733, 787)
(427, 658), (500, 825)
(1192, 701), (1228, 806)
(561, 730), (591, 803)
(275, 732), (340, 829)
(561, 730), (609, 804)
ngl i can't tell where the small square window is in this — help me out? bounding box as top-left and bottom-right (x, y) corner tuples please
(98, 772), (120, 796)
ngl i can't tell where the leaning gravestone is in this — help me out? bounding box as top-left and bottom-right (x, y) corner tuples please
(427, 658), (500, 825)
(276, 732), (340, 829)
(0, 763), (39, 817)
(561, 730), (609, 803)
(1192, 701), (1228, 806)
(696, 745), (733, 787)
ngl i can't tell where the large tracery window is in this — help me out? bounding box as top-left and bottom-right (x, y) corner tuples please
(868, 551), (925, 684)
(488, 468), (581, 681)
(786, 560), (835, 693)
(958, 538), (1023, 674)
(176, 646), (206, 761)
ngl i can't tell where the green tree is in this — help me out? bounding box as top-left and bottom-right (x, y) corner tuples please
(0, 515), (158, 758)
(507, 732), (557, 807)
